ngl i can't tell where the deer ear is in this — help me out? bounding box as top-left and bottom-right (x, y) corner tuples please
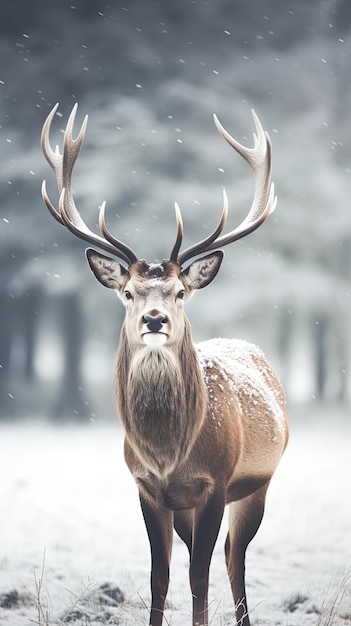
(85, 248), (128, 290)
(181, 251), (223, 290)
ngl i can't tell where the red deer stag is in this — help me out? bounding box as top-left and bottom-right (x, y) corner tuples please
(41, 103), (288, 626)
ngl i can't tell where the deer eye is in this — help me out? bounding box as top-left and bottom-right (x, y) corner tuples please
(124, 290), (133, 300)
(177, 290), (185, 300)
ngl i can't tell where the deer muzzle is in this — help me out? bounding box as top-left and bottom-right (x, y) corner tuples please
(142, 314), (168, 347)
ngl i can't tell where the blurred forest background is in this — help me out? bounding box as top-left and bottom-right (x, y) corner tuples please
(0, 0), (350, 420)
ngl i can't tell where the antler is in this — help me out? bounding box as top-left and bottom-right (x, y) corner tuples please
(41, 103), (138, 266)
(42, 105), (275, 269)
(175, 110), (277, 266)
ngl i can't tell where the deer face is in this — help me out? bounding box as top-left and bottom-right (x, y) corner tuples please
(86, 249), (223, 349)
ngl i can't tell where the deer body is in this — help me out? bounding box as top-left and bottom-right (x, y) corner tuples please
(41, 105), (288, 626)
(122, 334), (286, 506)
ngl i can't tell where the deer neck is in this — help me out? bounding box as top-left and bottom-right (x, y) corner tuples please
(116, 316), (207, 475)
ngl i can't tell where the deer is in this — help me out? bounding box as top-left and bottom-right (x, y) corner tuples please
(41, 103), (288, 626)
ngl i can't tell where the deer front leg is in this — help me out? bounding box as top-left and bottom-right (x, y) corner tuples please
(140, 495), (173, 626)
(190, 491), (226, 626)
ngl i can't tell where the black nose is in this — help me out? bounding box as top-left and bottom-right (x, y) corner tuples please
(143, 314), (167, 332)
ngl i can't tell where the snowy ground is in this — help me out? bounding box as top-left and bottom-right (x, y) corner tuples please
(0, 404), (350, 625)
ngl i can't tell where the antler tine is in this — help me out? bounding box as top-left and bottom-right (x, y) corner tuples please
(41, 102), (61, 169)
(169, 202), (184, 262)
(177, 110), (276, 266)
(41, 103), (138, 266)
(213, 110), (274, 223)
(99, 201), (138, 264)
(56, 190), (134, 264)
(41, 103), (64, 224)
(41, 179), (64, 225)
(177, 189), (229, 266)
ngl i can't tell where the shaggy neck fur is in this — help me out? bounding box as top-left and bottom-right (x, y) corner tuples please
(116, 316), (207, 475)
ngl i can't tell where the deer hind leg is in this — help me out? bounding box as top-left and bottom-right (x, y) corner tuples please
(139, 495), (173, 626)
(225, 482), (270, 626)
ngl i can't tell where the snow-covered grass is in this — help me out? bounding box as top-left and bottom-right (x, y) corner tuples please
(0, 404), (350, 625)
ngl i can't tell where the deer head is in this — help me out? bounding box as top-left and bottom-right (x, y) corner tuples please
(41, 104), (276, 350)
